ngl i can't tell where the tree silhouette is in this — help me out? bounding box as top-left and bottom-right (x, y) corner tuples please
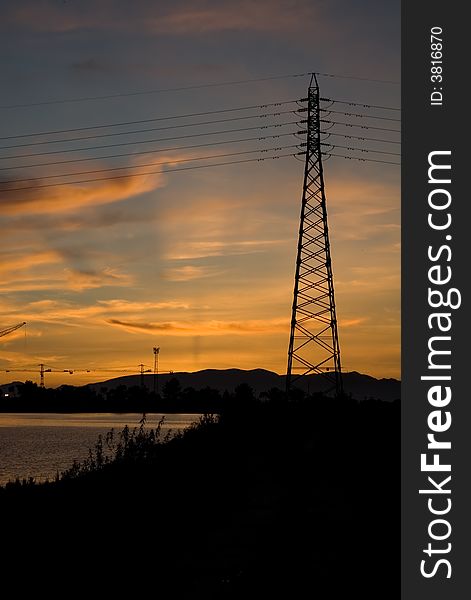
(162, 377), (182, 403)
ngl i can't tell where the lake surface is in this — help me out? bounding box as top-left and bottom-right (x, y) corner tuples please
(0, 413), (200, 486)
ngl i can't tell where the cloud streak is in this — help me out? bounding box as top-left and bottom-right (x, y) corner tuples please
(0, 249), (63, 274)
(0, 247), (134, 293)
(0, 299), (193, 327)
(161, 265), (220, 282)
(2, 1), (316, 35)
(106, 317), (289, 336)
(0, 171), (164, 216)
(166, 239), (287, 260)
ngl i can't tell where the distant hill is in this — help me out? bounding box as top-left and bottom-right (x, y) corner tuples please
(0, 381), (23, 396)
(1, 369), (400, 402)
(87, 368), (400, 401)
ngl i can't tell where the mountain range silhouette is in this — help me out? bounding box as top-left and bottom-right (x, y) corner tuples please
(89, 368), (400, 401)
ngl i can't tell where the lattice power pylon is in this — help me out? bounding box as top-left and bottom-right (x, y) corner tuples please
(286, 74), (343, 396)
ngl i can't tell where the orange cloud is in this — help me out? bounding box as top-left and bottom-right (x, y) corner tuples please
(0, 250), (63, 275)
(161, 265), (220, 282)
(106, 317), (288, 336)
(0, 249), (134, 293)
(0, 172), (163, 216)
(166, 239), (287, 260)
(64, 268), (133, 291)
(339, 317), (368, 328)
(336, 266), (400, 294)
(0, 298), (194, 329)
(325, 177), (400, 242)
(100, 299), (191, 311)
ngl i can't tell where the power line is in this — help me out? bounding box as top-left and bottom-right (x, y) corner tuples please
(316, 72), (399, 85)
(0, 121), (300, 161)
(0, 131), (301, 172)
(319, 108), (400, 122)
(321, 120), (400, 134)
(0, 150), (301, 192)
(0, 144), (401, 192)
(0, 109), (297, 150)
(0, 144), (300, 187)
(0, 73), (312, 109)
(0, 96), (398, 145)
(0, 120), (398, 166)
(320, 132), (400, 145)
(0, 70), (399, 110)
(0, 120), (399, 174)
(1, 117), (399, 162)
(324, 152), (400, 166)
(320, 142), (400, 157)
(321, 98), (400, 111)
(0, 99), (299, 141)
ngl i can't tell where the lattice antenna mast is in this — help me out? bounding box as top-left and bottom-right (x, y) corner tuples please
(286, 74), (343, 395)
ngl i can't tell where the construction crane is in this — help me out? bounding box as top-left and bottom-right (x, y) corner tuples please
(139, 363), (152, 388)
(3, 364), (74, 388)
(0, 322), (26, 339)
(3, 364), (166, 389)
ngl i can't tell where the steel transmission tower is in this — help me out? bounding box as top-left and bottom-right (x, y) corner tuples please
(286, 74), (343, 396)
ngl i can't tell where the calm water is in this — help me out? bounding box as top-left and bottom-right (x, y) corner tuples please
(0, 413), (200, 486)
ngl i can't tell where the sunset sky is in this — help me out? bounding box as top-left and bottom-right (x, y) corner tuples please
(0, 0), (400, 387)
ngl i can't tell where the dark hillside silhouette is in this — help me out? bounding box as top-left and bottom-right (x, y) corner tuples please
(0, 370), (399, 413)
(90, 368), (400, 400)
(0, 389), (399, 598)
(0, 368), (400, 411)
